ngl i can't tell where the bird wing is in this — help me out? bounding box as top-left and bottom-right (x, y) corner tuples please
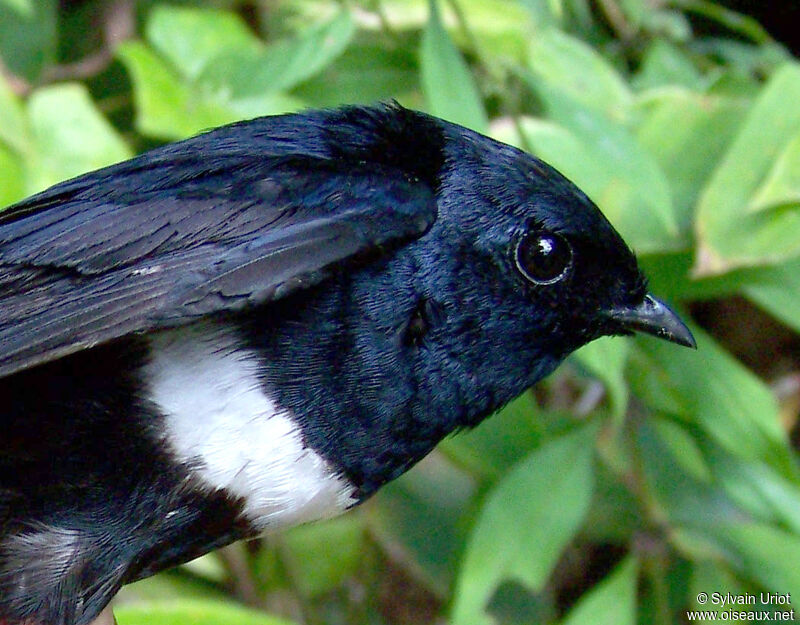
(0, 153), (437, 378)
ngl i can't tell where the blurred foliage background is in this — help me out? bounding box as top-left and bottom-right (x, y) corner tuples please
(1, 0), (800, 623)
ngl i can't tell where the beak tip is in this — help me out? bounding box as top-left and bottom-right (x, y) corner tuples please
(610, 294), (696, 350)
(665, 327), (697, 350)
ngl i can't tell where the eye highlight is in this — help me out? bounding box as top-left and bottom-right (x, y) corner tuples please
(514, 230), (573, 285)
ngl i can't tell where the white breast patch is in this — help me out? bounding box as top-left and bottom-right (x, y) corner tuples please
(143, 322), (357, 530)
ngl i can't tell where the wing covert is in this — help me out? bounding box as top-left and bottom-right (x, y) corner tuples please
(0, 154), (437, 378)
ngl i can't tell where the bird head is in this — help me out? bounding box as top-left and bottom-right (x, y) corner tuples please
(403, 121), (695, 410)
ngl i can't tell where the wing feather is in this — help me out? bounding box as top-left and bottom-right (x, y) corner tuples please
(0, 154), (437, 378)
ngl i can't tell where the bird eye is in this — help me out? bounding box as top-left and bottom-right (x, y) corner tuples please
(514, 230), (573, 285)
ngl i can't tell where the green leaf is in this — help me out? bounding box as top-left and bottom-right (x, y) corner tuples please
(444, 0), (534, 62)
(742, 256), (800, 334)
(517, 101), (679, 252)
(281, 515), (365, 597)
(618, 0), (645, 30)
(749, 130), (800, 211)
(696, 62), (800, 274)
(0, 71), (26, 207)
(701, 39), (788, 75)
(633, 40), (706, 91)
(0, 0), (32, 16)
(651, 417), (712, 484)
(708, 68), (762, 99)
(690, 560), (746, 612)
(146, 5), (260, 80)
(116, 599), (295, 625)
(117, 569), (229, 604)
(703, 522), (800, 601)
(572, 336), (630, 421)
(369, 452), (476, 597)
(0, 66), (27, 154)
(526, 28), (632, 122)
(632, 324), (795, 479)
(185, 553), (229, 586)
(638, 421), (740, 530)
(199, 12), (355, 100)
(0, 0), (55, 80)
(632, 419), (737, 528)
(420, 1), (488, 133)
(707, 450), (800, 534)
(117, 42), (240, 140)
(293, 40), (418, 107)
(520, 0), (564, 28)
(560, 556), (638, 625)
(0, 143), (24, 208)
(451, 424), (596, 625)
(643, 8), (692, 41)
(441, 391), (544, 480)
(634, 88), (747, 234)
(25, 84), (131, 193)
(562, 0), (594, 31)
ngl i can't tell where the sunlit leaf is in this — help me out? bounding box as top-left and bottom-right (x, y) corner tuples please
(449, 0), (534, 61)
(0, 71), (27, 154)
(749, 130), (800, 211)
(146, 5), (260, 80)
(117, 570), (229, 604)
(618, 0), (645, 30)
(199, 12), (355, 100)
(117, 42), (240, 140)
(634, 88), (747, 233)
(25, 84), (131, 193)
(514, 0), (563, 28)
(451, 424), (596, 625)
(116, 600), (295, 625)
(689, 560), (752, 619)
(516, 102), (679, 252)
(0, 143), (23, 208)
(0, 0), (32, 15)
(420, 0), (487, 133)
(643, 8), (692, 41)
(180, 553), (227, 584)
(526, 28), (632, 122)
(695, 62), (800, 274)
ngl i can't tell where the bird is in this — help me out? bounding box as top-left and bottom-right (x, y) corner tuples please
(0, 102), (695, 625)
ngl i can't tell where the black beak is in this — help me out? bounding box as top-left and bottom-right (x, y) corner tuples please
(609, 294), (696, 349)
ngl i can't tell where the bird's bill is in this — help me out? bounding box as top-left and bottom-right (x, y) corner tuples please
(609, 294), (696, 349)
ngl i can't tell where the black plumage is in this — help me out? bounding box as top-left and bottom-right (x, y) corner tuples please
(0, 106), (446, 378)
(0, 103), (694, 625)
